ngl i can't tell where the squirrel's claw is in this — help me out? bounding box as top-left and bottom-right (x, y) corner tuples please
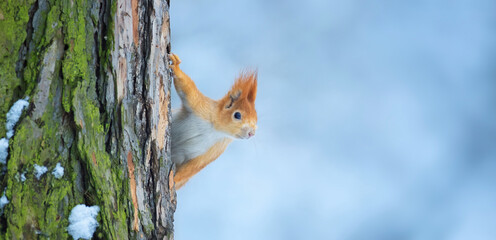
(168, 53), (182, 66)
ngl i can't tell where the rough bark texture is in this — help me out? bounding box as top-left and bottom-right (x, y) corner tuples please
(0, 0), (175, 239)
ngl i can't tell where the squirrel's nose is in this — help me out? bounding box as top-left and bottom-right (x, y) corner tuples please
(248, 131), (255, 138)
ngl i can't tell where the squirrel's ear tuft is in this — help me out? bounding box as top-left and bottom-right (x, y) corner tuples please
(233, 70), (257, 102)
(223, 69), (257, 108)
(247, 71), (257, 103)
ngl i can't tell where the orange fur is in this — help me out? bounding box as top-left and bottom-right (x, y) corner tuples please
(174, 138), (232, 189)
(169, 53), (257, 189)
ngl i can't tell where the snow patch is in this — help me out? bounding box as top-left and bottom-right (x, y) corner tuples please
(52, 162), (64, 179)
(0, 191), (9, 211)
(34, 164), (48, 180)
(20, 172), (26, 182)
(0, 98), (29, 165)
(6, 97), (29, 139)
(0, 138), (8, 164)
(67, 204), (100, 240)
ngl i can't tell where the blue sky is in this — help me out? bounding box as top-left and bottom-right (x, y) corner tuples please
(170, 0), (496, 239)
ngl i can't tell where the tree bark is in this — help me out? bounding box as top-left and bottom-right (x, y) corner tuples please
(0, 0), (175, 239)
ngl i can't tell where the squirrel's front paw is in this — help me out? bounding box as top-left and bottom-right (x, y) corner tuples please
(168, 53), (182, 66)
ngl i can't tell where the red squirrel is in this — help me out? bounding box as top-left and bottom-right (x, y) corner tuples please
(168, 53), (258, 189)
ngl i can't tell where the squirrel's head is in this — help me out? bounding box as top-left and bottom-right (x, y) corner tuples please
(215, 70), (258, 139)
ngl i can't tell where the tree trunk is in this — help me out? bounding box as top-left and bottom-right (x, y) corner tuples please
(0, 0), (175, 239)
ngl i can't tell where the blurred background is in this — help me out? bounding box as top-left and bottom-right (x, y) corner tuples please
(169, 0), (496, 239)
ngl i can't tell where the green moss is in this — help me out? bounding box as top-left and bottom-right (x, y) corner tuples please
(101, 0), (117, 71)
(4, 77), (79, 238)
(44, 5), (61, 46)
(6, 124), (60, 238)
(62, 0), (129, 237)
(0, 0), (37, 136)
(73, 80), (130, 239)
(60, 0), (89, 113)
(20, 0), (63, 98)
(2, 0), (134, 238)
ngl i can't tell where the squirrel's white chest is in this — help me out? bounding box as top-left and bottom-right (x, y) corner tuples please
(171, 109), (228, 166)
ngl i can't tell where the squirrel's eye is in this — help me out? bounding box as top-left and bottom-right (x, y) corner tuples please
(234, 112), (242, 120)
